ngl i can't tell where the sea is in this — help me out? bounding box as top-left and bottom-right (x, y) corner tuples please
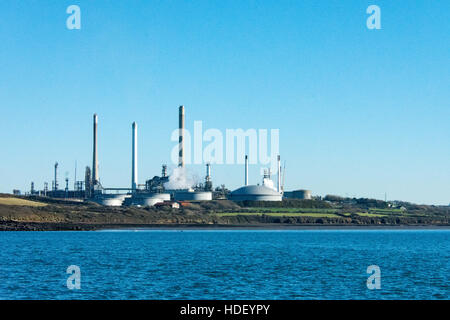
(0, 229), (448, 300)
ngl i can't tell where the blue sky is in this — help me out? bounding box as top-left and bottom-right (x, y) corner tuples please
(0, 1), (448, 204)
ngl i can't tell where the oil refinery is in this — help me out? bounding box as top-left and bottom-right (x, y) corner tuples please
(22, 106), (312, 206)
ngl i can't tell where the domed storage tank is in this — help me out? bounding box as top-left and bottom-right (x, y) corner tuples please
(173, 191), (212, 201)
(230, 185), (282, 201)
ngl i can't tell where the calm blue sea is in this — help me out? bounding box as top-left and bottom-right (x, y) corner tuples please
(0, 229), (448, 300)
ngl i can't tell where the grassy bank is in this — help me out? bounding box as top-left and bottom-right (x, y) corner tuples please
(213, 212), (340, 218)
(0, 197), (47, 207)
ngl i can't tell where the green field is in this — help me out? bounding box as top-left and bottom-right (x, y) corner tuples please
(340, 212), (387, 217)
(213, 212), (340, 218)
(353, 212), (387, 217)
(244, 207), (337, 213)
(368, 208), (404, 214)
(229, 207), (391, 218)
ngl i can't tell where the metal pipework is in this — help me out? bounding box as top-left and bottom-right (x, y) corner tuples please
(206, 163), (211, 180)
(92, 113), (99, 185)
(179, 105), (185, 167)
(132, 122), (138, 192)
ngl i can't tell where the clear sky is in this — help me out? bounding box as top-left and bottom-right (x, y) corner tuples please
(0, 1), (448, 205)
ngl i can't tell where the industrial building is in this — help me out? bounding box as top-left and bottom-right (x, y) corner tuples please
(229, 155), (283, 202)
(168, 106), (213, 201)
(230, 185), (283, 202)
(24, 105), (311, 206)
(87, 105), (212, 206)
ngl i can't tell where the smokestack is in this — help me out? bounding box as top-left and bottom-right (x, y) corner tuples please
(205, 163), (212, 191)
(245, 155), (248, 186)
(277, 155), (281, 193)
(92, 113), (99, 185)
(54, 162), (58, 191)
(179, 105), (185, 167)
(206, 163), (211, 179)
(132, 122), (138, 192)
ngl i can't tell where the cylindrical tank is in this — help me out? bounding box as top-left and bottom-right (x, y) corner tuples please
(173, 191), (212, 201)
(128, 193), (171, 207)
(94, 194), (128, 206)
(284, 189), (312, 200)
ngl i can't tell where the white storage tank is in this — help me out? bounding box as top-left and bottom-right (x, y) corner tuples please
(172, 190), (212, 201)
(134, 193), (171, 206)
(94, 194), (129, 206)
(284, 189), (312, 200)
(123, 193), (171, 206)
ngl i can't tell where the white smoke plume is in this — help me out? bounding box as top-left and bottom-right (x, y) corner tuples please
(164, 167), (198, 190)
(262, 177), (276, 191)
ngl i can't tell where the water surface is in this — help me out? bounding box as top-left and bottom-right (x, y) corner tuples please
(0, 230), (448, 299)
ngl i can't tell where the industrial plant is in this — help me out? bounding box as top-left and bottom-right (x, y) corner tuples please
(22, 106), (312, 206)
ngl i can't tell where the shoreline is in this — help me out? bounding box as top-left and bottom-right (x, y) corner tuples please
(96, 224), (450, 231)
(1, 221), (449, 231)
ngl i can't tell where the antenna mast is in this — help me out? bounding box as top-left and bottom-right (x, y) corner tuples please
(74, 160), (77, 190)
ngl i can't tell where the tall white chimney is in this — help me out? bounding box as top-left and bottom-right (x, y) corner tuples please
(179, 105), (185, 168)
(277, 155), (281, 193)
(245, 155), (248, 186)
(132, 122), (138, 192)
(92, 113), (99, 185)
